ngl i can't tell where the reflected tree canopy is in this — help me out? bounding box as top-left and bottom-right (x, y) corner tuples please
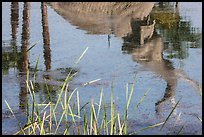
(151, 2), (202, 59)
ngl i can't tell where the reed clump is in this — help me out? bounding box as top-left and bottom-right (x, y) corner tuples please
(5, 47), (182, 135)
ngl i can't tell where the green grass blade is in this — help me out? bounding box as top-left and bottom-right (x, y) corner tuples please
(33, 55), (40, 81)
(97, 88), (103, 120)
(83, 109), (88, 135)
(26, 41), (39, 52)
(77, 91), (80, 117)
(75, 47), (89, 65)
(160, 97), (182, 131)
(89, 100), (93, 135)
(40, 111), (46, 135)
(110, 80), (115, 135)
(126, 83), (128, 102)
(134, 84), (154, 112)
(177, 125), (184, 135)
(54, 109), (65, 134)
(194, 114), (202, 122)
(124, 78), (136, 134)
(91, 101), (98, 135)
(83, 78), (101, 86)
(129, 122), (164, 135)
(126, 78), (136, 115)
(5, 100), (26, 134)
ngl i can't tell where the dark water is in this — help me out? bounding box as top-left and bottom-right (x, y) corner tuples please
(2, 2), (202, 135)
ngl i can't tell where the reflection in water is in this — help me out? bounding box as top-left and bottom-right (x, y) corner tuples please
(19, 2), (30, 114)
(2, 2), (19, 74)
(49, 2), (202, 116)
(49, 2), (155, 37)
(151, 2), (201, 59)
(11, 2), (19, 40)
(122, 27), (178, 114)
(122, 21), (201, 116)
(10, 2), (19, 65)
(2, 2), (202, 134)
(122, 18), (156, 46)
(41, 2), (51, 71)
(41, 2), (56, 103)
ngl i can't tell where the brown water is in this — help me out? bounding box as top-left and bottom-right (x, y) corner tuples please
(2, 2), (202, 135)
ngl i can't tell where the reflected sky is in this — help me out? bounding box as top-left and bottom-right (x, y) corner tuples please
(2, 2), (202, 135)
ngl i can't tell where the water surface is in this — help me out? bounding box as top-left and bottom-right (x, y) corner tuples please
(2, 2), (202, 135)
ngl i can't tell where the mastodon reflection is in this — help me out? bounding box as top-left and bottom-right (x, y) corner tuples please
(49, 2), (201, 114)
(122, 19), (201, 115)
(49, 2), (155, 38)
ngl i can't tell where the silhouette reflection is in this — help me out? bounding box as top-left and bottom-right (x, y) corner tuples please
(124, 32), (178, 114)
(122, 19), (201, 115)
(49, 2), (201, 115)
(49, 2), (155, 37)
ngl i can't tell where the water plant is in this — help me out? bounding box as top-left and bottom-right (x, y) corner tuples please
(5, 47), (182, 135)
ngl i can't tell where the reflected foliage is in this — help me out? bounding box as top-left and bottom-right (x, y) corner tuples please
(151, 2), (201, 59)
(2, 2), (78, 107)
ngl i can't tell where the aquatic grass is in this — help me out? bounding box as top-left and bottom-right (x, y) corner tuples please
(5, 74), (155, 135)
(8, 78), (167, 135)
(135, 81), (157, 112)
(177, 125), (184, 135)
(75, 47), (89, 65)
(110, 80), (115, 135)
(83, 78), (101, 86)
(6, 47), (89, 135)
(5, 46), (186, 135)
(129, 97), (182, 135)
(123, 77), (137, 134)
(160, 97), (182, 131)
(129, 122), (165, 135)
(26, 41), (40, 52)
(33, 55), (40, 81)
(5, 100), (26, 135)
(194, 114), (202, 123)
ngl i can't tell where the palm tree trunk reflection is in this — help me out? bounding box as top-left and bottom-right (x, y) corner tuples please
(11, 2), (19, 40)
(19, 2), (30, 115)
(41, 2), (51, 71)
(10, 2), (19, 68)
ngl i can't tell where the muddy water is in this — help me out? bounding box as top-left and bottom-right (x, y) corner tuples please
(2, 2), (202, 135)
